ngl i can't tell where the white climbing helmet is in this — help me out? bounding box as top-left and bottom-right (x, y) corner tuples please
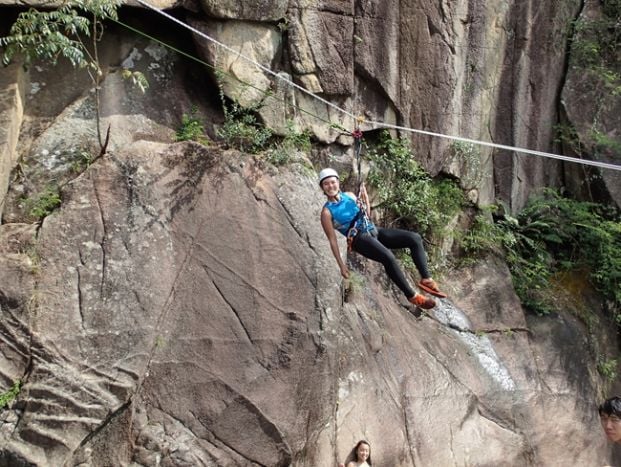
(318, 168), (339, 186)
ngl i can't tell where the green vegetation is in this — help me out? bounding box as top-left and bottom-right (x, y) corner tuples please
(217, 99), (272, 153)
(266, 120), (312, 166)
(458, 207), (505, 263)
(176, 107), (209, 145)
(213, 73), (273, 153)
(24, 245), (41, 274)
(553, 123), (583, 155)
(70, 149), (95, 173)
(0, 0), (148, 149)
(343, 270), (369, 303)
(26, 186), (62, 220)
(345, 271), (365, 295)
(565, 0), (621, 161)
(154, 335), (166, 349)
(571, 1), (621, 94)
(460, 190), (621, 319)
(590, 128), (621, 158)
(0, 2), (118, 68)
(367, 130), (465, 237)
(121, 68), (149, 94)
(0, 380), (21, 410)
(597, 356), (618, 382)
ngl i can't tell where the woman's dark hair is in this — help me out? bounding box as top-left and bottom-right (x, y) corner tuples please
(344, 439), (372, 465)
(599, 396), (621, 417)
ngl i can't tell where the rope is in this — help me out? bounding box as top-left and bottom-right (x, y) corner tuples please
(352, 127), (364, 192)
(351, 127), (371, 236)
(131, 0), (621, 173)
(366, 121), (621, 172)
(110, 18), (350, 134)
(133, 0), (357, 122)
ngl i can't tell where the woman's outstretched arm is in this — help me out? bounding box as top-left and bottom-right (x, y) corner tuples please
(321, 207), (349, 279)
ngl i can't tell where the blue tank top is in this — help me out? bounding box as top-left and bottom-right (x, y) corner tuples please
(324, 192), (375, 236)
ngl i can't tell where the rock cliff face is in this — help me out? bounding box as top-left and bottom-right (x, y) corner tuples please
(187, 0), (585, 210)
(0, 1), (619, 466)
(0, 140), (617, 466)
(562, 0), (621, 208)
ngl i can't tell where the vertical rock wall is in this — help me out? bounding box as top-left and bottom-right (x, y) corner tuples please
(375, 0), (581, 209)
(192, 0), (582, 210)
(562, 0), (621, 208)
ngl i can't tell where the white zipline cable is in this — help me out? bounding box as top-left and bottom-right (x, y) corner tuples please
(368, 121), (621, 172)
(133, 0), (621, 173)
(134, 0), (356, 121)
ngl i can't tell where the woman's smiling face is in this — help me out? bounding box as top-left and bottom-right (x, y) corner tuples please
(321, 176), (340, 197)
(356, 442), (370, 462)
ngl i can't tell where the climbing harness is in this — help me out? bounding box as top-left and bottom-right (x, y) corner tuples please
(346, 123), (372, 252)
(345, 213), (362, 252)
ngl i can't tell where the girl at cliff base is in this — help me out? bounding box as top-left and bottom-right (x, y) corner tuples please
(338, 439), (372, 467)
(319, 168), (446, 309)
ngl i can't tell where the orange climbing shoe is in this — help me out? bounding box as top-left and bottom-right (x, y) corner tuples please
(408, 293), (436, 310)
(417, 278), (447, 298)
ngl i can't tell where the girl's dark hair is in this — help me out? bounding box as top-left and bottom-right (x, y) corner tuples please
(345, 440), (372, 466)
(599, 396), (621, 417)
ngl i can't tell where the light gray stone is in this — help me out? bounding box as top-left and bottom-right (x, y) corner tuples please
(0, 64), (25, 222)
(289, 8), (354, 95)
(0, 143), (615, 465)
(189, 18), (281, 108)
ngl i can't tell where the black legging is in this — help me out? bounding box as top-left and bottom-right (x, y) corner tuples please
(352, 228), (430, 299)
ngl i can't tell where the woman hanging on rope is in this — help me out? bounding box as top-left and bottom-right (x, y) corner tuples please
(319, 168), (446, 309)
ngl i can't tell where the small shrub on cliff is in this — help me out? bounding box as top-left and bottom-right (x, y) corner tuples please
(570, 1), (621, 96)
(367, 130), (465, 237)
(0, 380), (21, 410)
(521, 190), (620, 309)
(458, 207), (505, 260)
(25, 185), (61, 220)
(176, 107), (209, 145)
(343, 270), (365, 302)
(1, 3), (116, 68)
(597, 356), (618, 382)
(0, 0), (148, 150)
(266, 120), (312, 166)
(462, 190), (621, 318)
(70, 150), (95, 174)
(496, 210), (557, 315)
(217, 99), (272, 153)
(590, 128), (621, 159)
